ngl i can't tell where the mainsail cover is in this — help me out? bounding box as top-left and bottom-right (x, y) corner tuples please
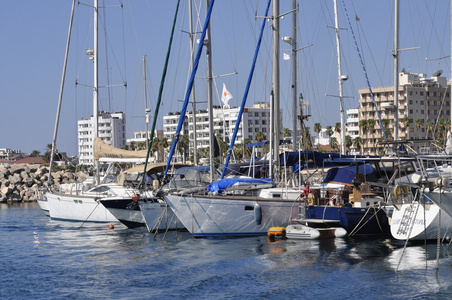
(93, 137), (149, 159)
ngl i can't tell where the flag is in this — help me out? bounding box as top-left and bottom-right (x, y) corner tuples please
(283, 53), (291, 60)
(221, 83), (233, 106)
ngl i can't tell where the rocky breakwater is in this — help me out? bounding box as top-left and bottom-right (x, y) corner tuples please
(0, 164), (89, 203)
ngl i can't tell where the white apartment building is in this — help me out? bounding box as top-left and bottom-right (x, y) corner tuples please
(0, 148), (23, 160)
(346, 108), (359, 154)
(163, 103), (277, 160)
(358, 71), (450, 155)
(78, 111), (126, 165)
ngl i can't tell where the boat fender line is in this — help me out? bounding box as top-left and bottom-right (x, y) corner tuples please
(254, 203), (262, 225)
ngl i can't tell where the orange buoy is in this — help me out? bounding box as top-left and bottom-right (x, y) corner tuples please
(109, 224), (115, 230)
(132, 193), (140, 201)
(268, 226), (286, 237)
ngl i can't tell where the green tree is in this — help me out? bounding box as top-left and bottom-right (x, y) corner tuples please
(325, 126), (334, 138)
(177, 134), (189, 163)
(329, 136), (338, 151)
(334, 122), (341, 134)
(314, 123), (322, 139)
(129, 141), (137, 151)
(283, 128), (291, 138)
(345, 135), (353, 151)
(29, 150), (41, 157)
(402, 116), (410, 128)
(359, 119), (368, 134)
(426, 120), (434, 138)
(353, 137), (363, 153)
(255, 131), (265, 142)
(415, 118), (423, 131)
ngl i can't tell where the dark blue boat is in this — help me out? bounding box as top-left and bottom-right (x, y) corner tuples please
(304, 205), (390, 236)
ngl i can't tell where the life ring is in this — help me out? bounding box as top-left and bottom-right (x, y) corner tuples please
(307, 194), (315, 206)
(394, 185), (408, 200)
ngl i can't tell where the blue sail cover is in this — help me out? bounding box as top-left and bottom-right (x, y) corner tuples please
(322, 164), (376, 185)
(207, 178), (273, 195)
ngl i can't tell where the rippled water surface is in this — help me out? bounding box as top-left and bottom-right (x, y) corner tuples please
(1, 203), (452, 299)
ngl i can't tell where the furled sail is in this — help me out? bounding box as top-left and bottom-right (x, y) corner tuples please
(93, 137), (148, 159)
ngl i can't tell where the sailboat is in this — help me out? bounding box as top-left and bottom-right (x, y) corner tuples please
(384, 0), (452, 242)
(45, 1), (150, 223)
(161, 0), (305, 237)
(294, 0), (391, 237)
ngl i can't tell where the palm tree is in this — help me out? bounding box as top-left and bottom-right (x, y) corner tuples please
(329, 137), (338, 151)
(345, 135), (352, 151)
(314, 123), (322, 145)
(255, 131), (265, 142)
(176, 134), (189, 163)
(232, 143), (243, 161)
(150, 137), (159, 159)
(242, 138), (251, 159)
(384, 129), (393, 141)
(415, 118), (423, 131)
(367, 119), (375, 131)
(334, 122), (341, 134)
(426, 120), (434, 138)
(353, 137), (363, 153)
(30, 150), (41, 157)
(325, 126), (334, 138)
(359, 119), (368, 134)
(129, 141), (137, 151)
(402, 116), (410, 129)
(216, 134), (229, 158)
(137, 141), (146, 150)
(283, 128), (291, 138)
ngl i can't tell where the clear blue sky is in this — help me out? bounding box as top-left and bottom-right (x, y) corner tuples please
(0, 0), (450, 156)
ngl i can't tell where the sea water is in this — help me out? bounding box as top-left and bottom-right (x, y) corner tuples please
(1, 202), (452, 299)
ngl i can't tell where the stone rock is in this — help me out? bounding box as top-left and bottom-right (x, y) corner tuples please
(1, 186), (12, 195)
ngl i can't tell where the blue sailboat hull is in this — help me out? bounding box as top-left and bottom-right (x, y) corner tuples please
(305, 206), (390, 236)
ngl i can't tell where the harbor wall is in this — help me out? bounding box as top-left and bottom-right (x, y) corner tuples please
(0, 164), (88, 203)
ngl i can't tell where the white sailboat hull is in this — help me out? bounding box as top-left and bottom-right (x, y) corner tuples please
(164, 193), (295, 237)
(139, 201), (181, 232)
(424, 190), (452, 221)
(390, 201), (452, 241)
(46, 192), (118, 223)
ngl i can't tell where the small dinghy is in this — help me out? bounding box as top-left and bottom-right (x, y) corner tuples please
(285, 224), (347, 240)
(268, 224), (347, 240)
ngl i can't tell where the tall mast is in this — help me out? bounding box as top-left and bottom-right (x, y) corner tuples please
(48, 0), (76, 185)
(334, 0), (346, 155)
(189, 0), (198, 165)
(291, 0), (298, 151)
(448, 0), (452, 154)
(272, 0), (281, 176)
(393, 0), (400, 143)
(143, 55), (149, 145)
(205, 0), (215, 181)
(93, 0), (100, 184)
